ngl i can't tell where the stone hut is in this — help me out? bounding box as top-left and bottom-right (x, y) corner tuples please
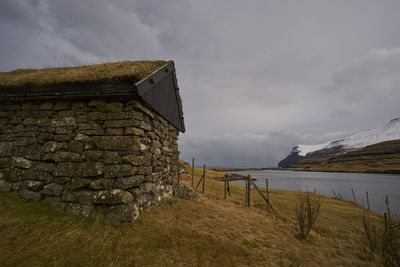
(0, 60), (185, 224)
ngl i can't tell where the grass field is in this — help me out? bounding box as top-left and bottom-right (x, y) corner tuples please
(0, 161), (386, 266)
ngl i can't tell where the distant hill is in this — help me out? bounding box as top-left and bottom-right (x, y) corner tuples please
(278, 118), (400, 173)
(291, 139), (400, 174)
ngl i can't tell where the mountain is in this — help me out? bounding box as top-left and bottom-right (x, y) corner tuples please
(278, 118), (400, 169)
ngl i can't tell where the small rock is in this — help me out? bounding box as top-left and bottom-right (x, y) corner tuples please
(19, 189), (41, 201)
(0, 179), (11, 192)
(103, 203), (139, 225)
(12, 157), (33, 169)
(91, 189), (134, 204)
(41, 183), (63, 196)
(173, 183), (202, 203)
(65, 203), (94, 218)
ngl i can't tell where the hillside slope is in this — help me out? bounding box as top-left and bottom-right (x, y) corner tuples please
(291, 139), (400, 173)
(0, 163), (385, 266)
(279, 118), (400, 169)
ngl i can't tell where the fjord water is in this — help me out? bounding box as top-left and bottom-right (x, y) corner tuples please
(230, 170), (400, 216)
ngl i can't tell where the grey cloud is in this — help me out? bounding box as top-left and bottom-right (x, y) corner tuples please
(2, 0), (400, 166)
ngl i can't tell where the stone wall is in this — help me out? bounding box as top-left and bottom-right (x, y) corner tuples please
(0, 98), (179, 224)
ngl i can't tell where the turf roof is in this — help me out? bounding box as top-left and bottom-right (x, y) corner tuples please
(0, 60), (168, 90)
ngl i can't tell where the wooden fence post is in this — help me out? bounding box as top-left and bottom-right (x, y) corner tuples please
(191, 157), (195, 187)
(366, 191), (370, 210)
(385, 195), (391, 220)
(247, 175), (251, 207)
(266, 178), (270, 212)
(227, 177), (230, 197)
(202, 164), (206, 193)
(245, 177), (248, 206)
(351, 188), (357, 204)
(224, 174), (227, 199)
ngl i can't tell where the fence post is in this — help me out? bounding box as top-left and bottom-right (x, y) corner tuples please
(202, 164), (206, 193)
(385, 195), (391, 220)
(247, 175), (251, 207)
(266, 178), (270, 212)
(351, 188), (357, 204)
(191, 157), (195, 187)
(224, 174), (227, 199)
(245, 177), (248, 206)
(366, 191), (370, 210)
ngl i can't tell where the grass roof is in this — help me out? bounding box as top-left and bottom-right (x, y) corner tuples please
(0, 60), (168, 90)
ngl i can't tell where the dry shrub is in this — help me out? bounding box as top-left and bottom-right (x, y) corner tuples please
(380, 215), (400, 266)
(360, 209), (379, 254)
(296, 192), (321, 239)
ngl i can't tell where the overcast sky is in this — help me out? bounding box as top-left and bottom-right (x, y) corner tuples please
(1, 0), (400, 167)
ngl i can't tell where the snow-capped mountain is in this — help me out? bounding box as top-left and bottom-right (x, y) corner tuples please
(278, 118), (400, 168)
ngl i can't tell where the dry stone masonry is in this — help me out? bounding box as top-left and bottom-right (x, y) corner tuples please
(0, 62), (184, 224)
(0, 98), (180, 224)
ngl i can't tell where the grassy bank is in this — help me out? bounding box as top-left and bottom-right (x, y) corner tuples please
(0, 163), (386, 266)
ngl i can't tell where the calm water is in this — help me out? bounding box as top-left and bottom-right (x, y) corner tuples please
(230, 170), (400, 216)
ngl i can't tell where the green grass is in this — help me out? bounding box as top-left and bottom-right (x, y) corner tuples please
(0, 60), (168, 90)
(0, 162), (387, 266)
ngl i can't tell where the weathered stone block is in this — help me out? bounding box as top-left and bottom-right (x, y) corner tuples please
(43, 141), (67, 153)
(90, 136), (140, 151)
(103, 203), (139, 225)
(33, 162), (56, 172)
(125, 127), (145, 136)
(104, 164), (137, 178)
(20, 180), (45, 191)
(90, 179), (114, 190)
(69, 141), (83, 153)
(82, 150), (101, 162)
(71, 178), (91, 190)
(22, 170), (53, 182)
(173, 183), (202, 203)
(54, 151), (83, 163)
(41, 183), (63, 196)
(74, 133), (89, 142)
(22, 103), (39, 110)
(115, 175), (144, 189)
(103, 119), (140, 128)
(61, 190), (76, 202)
(87, 112), (106, 121)
(65, 203), (94, 218)
(106, 111), (143, 121)
(23, 118), (38, 125)
(50, 117), (75, 127)
(102, 151), (122, 164)
(0, 142), (13, 157)
(39, 102), (54, 110)
(54, 134), (72, 142)
(53, 162), (104, 177)
(105, 128), (124, 135)
(2, 168), (23, 182)
(54, 102), (70, 110)
(75, 191), (93, 205)
(0, 179), (11, 192)
(19, 189), (41, 201)
(12, 157), (33, 169)
(137, 166), (152, 175)
(91, 189), (133, 204)
(50, 201), (67, 212)
(139, 183), (157, 193)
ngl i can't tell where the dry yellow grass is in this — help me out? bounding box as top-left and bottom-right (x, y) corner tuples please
(0, 60), (168, 89)
(0, 162), (385, 266)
